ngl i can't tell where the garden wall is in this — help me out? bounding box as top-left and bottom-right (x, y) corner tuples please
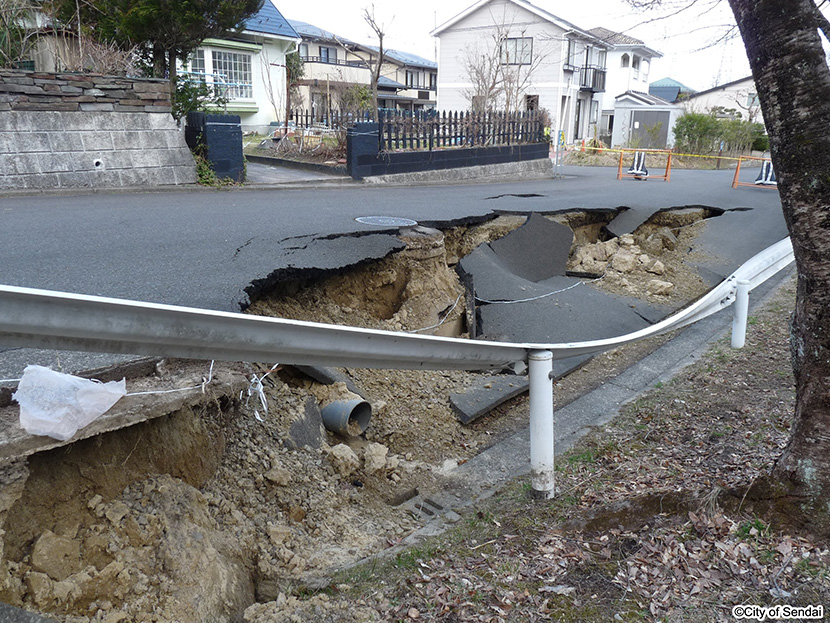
(0, 70), (196, 191)
(346, 122), (550, 181)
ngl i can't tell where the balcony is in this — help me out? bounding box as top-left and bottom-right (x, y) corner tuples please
(579, 66), (606, 93)
(301, 60), (372, 85)
(300, 56), (368, 68)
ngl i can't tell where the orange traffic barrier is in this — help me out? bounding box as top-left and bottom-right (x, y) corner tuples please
(617, 148), (672, 182)
(732, 155), (777, 189)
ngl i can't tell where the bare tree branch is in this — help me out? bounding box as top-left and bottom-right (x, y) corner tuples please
(362, 3), (388, 115)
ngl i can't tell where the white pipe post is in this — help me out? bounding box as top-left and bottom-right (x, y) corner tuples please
(731, 279), (751, 349)
(529, 349), (555, 499)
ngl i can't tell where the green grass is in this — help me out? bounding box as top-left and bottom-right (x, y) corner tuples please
(737, 517), (769, 539)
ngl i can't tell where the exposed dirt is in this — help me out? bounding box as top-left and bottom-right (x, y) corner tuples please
(0, 207), (735, 622)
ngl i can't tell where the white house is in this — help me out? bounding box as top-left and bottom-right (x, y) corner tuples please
(186, 0), (300, 133)
(431, 0), (611, 143)
(587, 27), (663, 145)
(611, 91), (683, 149)
(681, 76), (762, 123)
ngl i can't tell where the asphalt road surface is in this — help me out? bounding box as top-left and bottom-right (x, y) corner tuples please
(0, 165), (788, 378)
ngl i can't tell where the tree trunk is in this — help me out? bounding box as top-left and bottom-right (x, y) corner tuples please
(153, 42), (165, 79)
(372, 48), (381, 118)
(728, 0), (830, 536)
(168, 49), (178, 112)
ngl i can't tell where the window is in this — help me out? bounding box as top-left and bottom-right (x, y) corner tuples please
(632, 55), (640, 80)
(525, 94), (539, 111)
(188, 50), (206, 81)
(501, 37), (532, 65)
(429, 72), (437, 90)
(590, 100), (599, 124)
(566, 39), (576, 66)
(211, 50), (253, 99)
(621, 53), (630, 68)
(319, 46), (337, 63)
(747, 92), (759, 107)
(311, 92), (329, 119)
(298, 43), (308, 58)
(597, 50), (607, 69)
(406, 70), (421, 87)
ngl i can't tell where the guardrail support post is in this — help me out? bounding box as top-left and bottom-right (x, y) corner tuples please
(731, 279), (751, 348)
(529, 350), (555, 499)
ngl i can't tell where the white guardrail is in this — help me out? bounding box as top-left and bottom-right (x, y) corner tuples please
(0, 237), (795, 497)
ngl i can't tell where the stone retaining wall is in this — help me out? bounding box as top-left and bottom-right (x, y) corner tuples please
(0, 69), (171, 113)
(0, 70), (196, 191)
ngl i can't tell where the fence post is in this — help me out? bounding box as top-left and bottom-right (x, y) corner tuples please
(529, 350), (555, 499)
(347, 122), (380, 180)
(428, 114), (433, 151)
(731, 279), (751, 348)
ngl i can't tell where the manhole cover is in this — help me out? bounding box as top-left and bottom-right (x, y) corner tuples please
(355, 216), (418, 227)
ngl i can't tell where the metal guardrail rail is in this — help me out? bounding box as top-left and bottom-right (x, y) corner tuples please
(0, 237), (795, 496)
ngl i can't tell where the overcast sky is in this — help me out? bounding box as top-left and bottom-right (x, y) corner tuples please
(284, 0), (753, 91)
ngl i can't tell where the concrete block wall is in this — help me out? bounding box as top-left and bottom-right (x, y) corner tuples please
(0, 70), (196, 191)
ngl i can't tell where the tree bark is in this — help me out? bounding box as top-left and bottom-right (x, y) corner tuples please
(727, 0), (830, 535)
(168, 49), (178, 110)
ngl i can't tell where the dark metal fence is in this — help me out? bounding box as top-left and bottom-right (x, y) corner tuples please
(379, 109), (545, 151)
(289, 108), (375, 130)
(288, 108), (546, 153)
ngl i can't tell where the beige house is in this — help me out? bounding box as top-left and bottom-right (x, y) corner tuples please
(354, 46), (438, 111)
(287, 19), (438, 115)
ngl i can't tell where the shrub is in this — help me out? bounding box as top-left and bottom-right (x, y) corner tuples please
(673, 113), (768, 156)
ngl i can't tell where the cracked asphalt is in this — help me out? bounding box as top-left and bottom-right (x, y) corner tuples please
(0, 165), (788, 379)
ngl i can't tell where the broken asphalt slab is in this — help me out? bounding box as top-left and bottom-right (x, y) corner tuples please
(487, 213), (573, 282)
(0, 602), (56, 623)
(397, 265), (795, 534)
(458, 242), (671, 343)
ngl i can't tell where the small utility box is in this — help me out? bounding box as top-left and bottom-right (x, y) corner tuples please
(185, 112), (244, 182)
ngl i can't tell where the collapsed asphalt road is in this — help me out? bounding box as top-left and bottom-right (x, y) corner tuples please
(0, 166), (788, 380)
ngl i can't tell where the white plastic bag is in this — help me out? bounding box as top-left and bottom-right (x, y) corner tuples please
(13, 365), (127, 441)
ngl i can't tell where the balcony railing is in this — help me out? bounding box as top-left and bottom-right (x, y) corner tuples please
(300, 56), (367, 68)
(579, 66), (606, 93)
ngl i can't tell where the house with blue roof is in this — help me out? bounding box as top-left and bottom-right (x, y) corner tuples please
(287, 18), (438, 115)
(355, 46), (438, 110)
(183, 0), (300, 133)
